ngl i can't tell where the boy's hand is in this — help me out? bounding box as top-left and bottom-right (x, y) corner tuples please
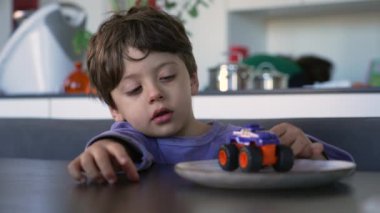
(67, 139), (139, 184)
(270, 123), (326, 160)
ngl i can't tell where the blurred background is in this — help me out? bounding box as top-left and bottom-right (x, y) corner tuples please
(0, 0), (380, 95)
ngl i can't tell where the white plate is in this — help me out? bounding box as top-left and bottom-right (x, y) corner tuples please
(175, 159), (356, 189)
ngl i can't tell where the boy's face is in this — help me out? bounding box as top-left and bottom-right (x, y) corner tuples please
(110, 47), (199, 137)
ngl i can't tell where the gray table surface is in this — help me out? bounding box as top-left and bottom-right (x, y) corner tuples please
(0, 158), (379, 213)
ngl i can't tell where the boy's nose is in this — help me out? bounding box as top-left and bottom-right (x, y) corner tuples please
(148, 85), (164, 104)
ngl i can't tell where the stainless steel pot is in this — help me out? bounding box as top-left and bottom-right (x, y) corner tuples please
(252, 62), (288, 90)
(208, 63), (251, 92)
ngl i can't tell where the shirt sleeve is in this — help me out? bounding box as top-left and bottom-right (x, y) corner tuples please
(86, 122), (154, 171)
(307, 134), (354, 162)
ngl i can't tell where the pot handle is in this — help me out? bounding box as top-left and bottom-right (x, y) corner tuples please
(256, 62), (277, 73)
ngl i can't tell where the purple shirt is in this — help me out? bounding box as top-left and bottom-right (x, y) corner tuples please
(87, 121), (354, 170)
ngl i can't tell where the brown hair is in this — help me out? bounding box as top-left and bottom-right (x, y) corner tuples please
(87, 6), (197, 108)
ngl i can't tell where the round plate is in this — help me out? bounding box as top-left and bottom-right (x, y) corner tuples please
(175, 159), (356, 189)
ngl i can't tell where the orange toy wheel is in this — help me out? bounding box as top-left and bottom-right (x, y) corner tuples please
(218, 144), (238, 171)
(239, 150), (249, 169)
(219, 149), (228, 166)
(239, 146), (262, 172)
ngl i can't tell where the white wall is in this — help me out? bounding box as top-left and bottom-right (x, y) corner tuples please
(47, 0), (226, 90)
(0, 1), (12, 51)
(185, 1), (228, 90)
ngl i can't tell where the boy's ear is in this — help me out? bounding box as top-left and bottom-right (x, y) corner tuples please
(109, 107), (124, 122)
(190, 72), (199, 95)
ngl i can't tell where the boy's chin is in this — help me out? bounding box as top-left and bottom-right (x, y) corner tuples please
(143, 125), (184, 137)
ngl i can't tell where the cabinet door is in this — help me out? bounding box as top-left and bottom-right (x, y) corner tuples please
(227, 0), (303, 11)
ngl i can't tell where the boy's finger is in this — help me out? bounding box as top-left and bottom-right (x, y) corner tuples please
(298, 143), (313, 158)
(119, 155), (139, 181)
(92, 149), (117, 184)
(280, 129), (304, 147)
(106, 143), (130, 165)
(67, 158), (86, 183)
(310, 143), (326, 160)
(290, 137), (310, 157)
(270, 123), (287, 137)
(80, 154), (102, 181)
(106, 143), (140, 181)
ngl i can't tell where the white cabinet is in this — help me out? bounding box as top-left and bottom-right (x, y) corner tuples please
(0, 96), (110, 119)
(1, 92), (380, 119)
(226, 0), (380, 84)
(193, 93), (380, 119)
(0, 98), (50, 118)
(50, 97), (110, 119)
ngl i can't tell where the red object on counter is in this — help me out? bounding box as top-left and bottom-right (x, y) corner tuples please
(13, 0), (39, 31)
(13, 0), (38, 10)
(64, 61), (94, 94)
(229, 45), (249, 63)
(134, 0), (158, 9)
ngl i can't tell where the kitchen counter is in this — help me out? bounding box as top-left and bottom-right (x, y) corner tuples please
(200, 87), (380, 95)
(1, 87), (380, 99)
(1, 88), (380, 119)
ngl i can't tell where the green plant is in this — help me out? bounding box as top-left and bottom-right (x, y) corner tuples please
(110, 0), (213, 23)
(72, 29), (92, 55)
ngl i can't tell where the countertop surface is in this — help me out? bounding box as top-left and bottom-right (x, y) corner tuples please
(1, 87), (380, 99)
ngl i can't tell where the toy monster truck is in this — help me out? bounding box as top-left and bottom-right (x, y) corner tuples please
(218, 125), (294, 172)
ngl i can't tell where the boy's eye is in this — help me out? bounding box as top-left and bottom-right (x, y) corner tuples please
(126, 86), (142, 95)
(160, 74), (176, 82)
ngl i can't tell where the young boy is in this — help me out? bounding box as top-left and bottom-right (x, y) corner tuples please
(67, 6), (353, 184)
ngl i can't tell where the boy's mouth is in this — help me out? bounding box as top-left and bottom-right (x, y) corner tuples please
(151, 108), (173, 124)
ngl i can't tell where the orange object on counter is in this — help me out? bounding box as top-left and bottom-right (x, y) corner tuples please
(64, 61), (95, 94)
